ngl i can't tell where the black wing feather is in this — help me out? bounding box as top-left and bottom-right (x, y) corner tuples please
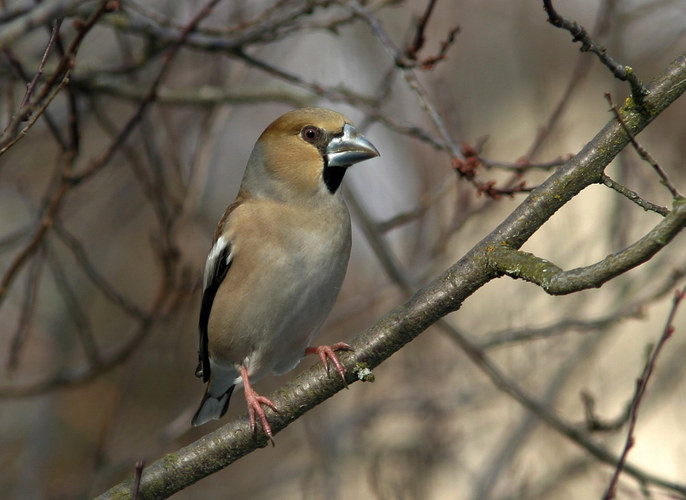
(196, 241), (233, 382)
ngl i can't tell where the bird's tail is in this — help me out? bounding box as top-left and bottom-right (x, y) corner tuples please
(192, 383), (235, 426)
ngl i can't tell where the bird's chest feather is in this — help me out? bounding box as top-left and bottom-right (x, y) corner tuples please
(208, 199), (351, 376)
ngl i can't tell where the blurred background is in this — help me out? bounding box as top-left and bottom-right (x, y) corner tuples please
(1, 0), (685, 498)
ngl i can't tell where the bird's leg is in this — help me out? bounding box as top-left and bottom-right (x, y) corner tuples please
(240, 364), (278, 445)
(305, 342), (352, 388)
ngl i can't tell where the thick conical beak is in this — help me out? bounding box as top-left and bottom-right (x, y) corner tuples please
(326, 123), (380, 168)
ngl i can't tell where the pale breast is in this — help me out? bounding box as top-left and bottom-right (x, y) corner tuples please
(207, 196), (352, 381)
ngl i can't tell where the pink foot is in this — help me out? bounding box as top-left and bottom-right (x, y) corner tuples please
(305, 342), (353, 388)
(240, 365), (278, 445)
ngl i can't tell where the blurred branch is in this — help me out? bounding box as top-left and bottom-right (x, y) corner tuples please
(46, 246), (102, 368)
(0, 0), (90, 49)
(0, 66), (70, 156)
(479, 267), (685, 349)
(52, 222), (149, 320)
(0, 1), (110, 155)
(104, 0), (346, 51)
(440, 315), (686, 498)
(15, 18), (61, 120)
(0, 0), (222, 396)
(348, 3), (545, 199)
(6, 246), (44, 373)
(68, 0), (223, 184)
(235, 48), (450, 150)
(403, 0), (460, 70)
(0, 240), (173, 397)
(96, 50), (686, 500)
(71, 77), (313, 107)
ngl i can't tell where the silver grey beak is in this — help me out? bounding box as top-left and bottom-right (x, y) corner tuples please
(326, 123), (380, 168)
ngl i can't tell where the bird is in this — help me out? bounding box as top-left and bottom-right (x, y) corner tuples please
(192, 107), (379, 442)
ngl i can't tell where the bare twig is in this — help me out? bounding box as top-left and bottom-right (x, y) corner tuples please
(2, 45), (67, 149)
(6, 248), (44, 373)
(406, 0), (437, 58)
(350, 1), (463, 158)
(16, 18), (62, 117)
(46, 247), (102, 368)
(526, 0), (616, 159)
(603, 286), (685, 499)
(601, 174), (669, 216)
(542, 0), (648, 103)
(352, 2), (530, 198)
(0, 180), (69, 311)
(404, 0), (460, 70)
(0, 1), (112, 154)
(52, 222), (149, 320)
(605, 92), (681, 198)
(0, 68), (72, 156)
(0, 0), (90, 49)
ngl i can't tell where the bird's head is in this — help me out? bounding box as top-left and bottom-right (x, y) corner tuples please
(242, 108), (380, 200)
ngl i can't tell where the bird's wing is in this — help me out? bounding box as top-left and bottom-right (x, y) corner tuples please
(196, 234), (233, 382)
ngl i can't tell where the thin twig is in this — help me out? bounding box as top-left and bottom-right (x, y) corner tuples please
(0, 1), (111, 154)
(350, 1), (463, 158)
(526, 0), (616, 159)
(542, 0), (648, 103)
(6, 247), (44, 373)
(406, 0), (437, 58)
(2, 44), (67, 148)
(52, 222), (149, 320)
(603, 286), (685, 499)
(0, 68), (72, 156)
(49, 19), (81, 153)
(605, 92), (681, 198)
(404, 0), (460, 70)
(601, 174), (670, 216)
(46, 247), (102, 368)
(16, 18), (63, 116)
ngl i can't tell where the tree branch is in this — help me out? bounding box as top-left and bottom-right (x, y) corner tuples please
(603, 286), (684, 499)
(487, 196), (686, 295)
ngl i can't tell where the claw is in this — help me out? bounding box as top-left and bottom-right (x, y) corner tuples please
(240, 365), (278, 445)
(305, 342), (352, 388)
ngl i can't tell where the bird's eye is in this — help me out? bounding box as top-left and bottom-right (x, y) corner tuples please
(301, 126), (321, 143)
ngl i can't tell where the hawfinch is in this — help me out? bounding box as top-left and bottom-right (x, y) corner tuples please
(192, 107), (379, 441)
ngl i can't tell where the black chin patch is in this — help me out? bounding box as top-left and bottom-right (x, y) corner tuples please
(322, 166), (347, 193)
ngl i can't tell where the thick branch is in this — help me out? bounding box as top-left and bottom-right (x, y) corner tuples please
(487, 196), (686, 295)
(97, 52), (686, 500)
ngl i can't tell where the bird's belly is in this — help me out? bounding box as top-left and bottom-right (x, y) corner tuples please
(208, 230), (349, 382)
